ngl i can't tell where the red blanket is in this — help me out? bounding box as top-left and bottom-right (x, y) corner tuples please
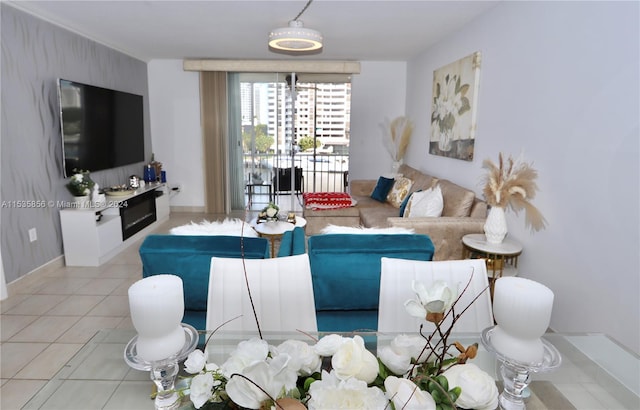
(303, 192), (356, 210)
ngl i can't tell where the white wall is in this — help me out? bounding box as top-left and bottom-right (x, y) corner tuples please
(148, 60), (205, 208)
(349, 61), (407, 180)
(404, 1), (639, 354)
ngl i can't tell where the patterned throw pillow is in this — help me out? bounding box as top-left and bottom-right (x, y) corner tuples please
(403, 184), (444, 217)
(387, 177), (413, 208)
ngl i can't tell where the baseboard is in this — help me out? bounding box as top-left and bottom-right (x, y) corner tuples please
(170, 205), (206, 213)
(6, 255), (65, 297)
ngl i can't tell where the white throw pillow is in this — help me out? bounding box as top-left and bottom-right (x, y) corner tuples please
(321, 225), (415, 234)
(403, 185), (444, 218)
(170, 218), (258, 237)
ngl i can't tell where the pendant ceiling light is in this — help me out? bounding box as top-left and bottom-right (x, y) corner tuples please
(269, 0), (323, 53)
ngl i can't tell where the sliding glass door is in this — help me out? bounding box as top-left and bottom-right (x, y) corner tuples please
(228, 73), (351, 211)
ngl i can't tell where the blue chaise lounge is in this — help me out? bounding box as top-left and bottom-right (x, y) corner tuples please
(139, 234), (269, 330)
(307, 233), (435, 332)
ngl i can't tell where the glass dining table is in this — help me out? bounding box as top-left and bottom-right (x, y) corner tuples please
(23, 328), (639, 410)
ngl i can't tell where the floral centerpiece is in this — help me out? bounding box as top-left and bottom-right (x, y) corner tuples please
(178, 275), (498, 410)
(258, 202), (279, 222)
(481, 153), (546, 243)
(66, 169), (95, 197)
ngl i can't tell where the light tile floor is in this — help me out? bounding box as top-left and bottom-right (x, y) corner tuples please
(0, 211), (241, 409)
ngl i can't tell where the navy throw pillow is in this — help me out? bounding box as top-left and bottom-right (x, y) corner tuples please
(370, 176), (395, 202)
(399, 189), (422, 216)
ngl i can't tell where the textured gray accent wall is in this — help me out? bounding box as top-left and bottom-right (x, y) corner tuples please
(1, 4), (151, 283)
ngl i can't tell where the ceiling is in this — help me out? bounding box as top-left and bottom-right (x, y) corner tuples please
(7, 1), (499, 62)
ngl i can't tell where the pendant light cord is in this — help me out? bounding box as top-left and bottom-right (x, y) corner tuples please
(293, 0), (314, 21)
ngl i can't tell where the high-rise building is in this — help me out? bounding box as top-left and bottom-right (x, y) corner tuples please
(241, 79), (351, 154)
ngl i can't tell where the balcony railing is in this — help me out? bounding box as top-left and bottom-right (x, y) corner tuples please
(244, 152), (349, 195)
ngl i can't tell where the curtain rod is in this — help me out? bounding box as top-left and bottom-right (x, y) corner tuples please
(183, 59), (360, 74)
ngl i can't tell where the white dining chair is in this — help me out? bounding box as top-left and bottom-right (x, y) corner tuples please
(206, 253), (317, 333)
(378, 258), (493, 333)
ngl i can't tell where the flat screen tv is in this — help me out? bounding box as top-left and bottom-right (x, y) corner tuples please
(58, 79), (145, 177)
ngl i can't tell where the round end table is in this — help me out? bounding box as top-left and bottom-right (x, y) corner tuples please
(462, 233), (523, 299)
(250, 216), (307, 257)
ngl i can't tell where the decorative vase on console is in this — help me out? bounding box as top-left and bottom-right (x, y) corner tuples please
(71, 195), (90, 208)
(481, 153), (547, 243)
(66, 169), (95, 209)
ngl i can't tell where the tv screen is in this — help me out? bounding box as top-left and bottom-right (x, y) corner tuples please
(58, 79), (145, 177)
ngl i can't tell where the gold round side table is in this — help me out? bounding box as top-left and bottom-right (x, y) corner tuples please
(462, 233), (523, 300)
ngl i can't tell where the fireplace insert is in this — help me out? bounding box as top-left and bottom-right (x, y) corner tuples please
(120, 190), (157, 240)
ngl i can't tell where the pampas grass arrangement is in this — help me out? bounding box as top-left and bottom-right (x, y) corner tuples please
(382, 116), (414, 162)
(482, 153), (547, 232)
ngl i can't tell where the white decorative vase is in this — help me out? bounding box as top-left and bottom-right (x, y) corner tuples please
(484, 206), (508, 244)
(72, 195), (90, 208)
(391, 159), (403, 176)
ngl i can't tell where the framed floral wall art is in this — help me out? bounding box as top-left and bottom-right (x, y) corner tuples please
(430, 51), (482, 161)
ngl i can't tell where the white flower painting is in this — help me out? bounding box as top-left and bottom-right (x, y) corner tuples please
(430, 52), (481, 161)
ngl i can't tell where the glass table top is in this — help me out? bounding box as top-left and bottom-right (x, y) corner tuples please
(23, 329), (640, 410)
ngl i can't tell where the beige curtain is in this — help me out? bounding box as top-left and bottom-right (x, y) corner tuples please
(200, 72), (228, 214)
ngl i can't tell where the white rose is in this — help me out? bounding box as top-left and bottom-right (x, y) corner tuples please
(307, 370), (388, 410)
(276, 339), (322, 376)
(189, 372), (215, 409)
(443, 363), (499, 410)
(266, 207), (278, 217)
(314, 334), (345, 356)
(184, 349), (206, 374)
(205, 362), (220, 372)
(332, 335), (379, 384)
(378, 345), (412, 375)
(390, 334), (433, 364)
(221, 337), (269, 378)
(379, 334), (434, 375)
(384, 376), (436, 410)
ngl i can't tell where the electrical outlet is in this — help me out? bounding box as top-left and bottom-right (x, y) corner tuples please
(28, 228), (37, 242)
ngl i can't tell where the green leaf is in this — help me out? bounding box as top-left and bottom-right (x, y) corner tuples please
(431, 388), (445, 403)
(378, 358), (390, 378)
(448, 387), (461, 402)
(303, 377), (316, 391)
(436, 375), (449, 391)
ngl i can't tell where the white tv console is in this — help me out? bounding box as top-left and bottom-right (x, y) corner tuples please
(59, 183), (169, 267)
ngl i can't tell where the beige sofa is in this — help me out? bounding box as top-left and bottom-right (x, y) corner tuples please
(303, 164), (487, 260)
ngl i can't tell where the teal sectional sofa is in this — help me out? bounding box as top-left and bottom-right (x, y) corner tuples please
(307, 233), (435, 332)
